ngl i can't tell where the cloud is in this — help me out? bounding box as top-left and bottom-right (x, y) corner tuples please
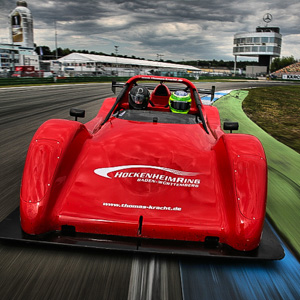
(0, 0), (299, 61)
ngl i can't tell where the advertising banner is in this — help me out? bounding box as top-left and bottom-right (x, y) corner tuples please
(282, 74), (300, 80)
(11, 12), (23, 43)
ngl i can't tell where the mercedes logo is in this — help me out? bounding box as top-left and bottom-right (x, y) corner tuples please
(263, 13), (273, 23)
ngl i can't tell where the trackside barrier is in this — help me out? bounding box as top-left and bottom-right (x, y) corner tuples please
(0, 75), (249, 87)
(0, 77), (132, 86)
(0, 77), (54, 85)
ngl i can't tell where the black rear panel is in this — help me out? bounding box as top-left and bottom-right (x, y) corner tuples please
(0, 209), (285, 260)
(115, 110), (201, 124)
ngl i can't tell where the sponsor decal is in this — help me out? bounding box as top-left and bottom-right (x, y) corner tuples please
(140, 76), (183, 82)
(11, 12), (23, 43)
(103, 202), (182, 212)
(94, 165), (201, 188)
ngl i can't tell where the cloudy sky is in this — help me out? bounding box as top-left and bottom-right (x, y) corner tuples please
(0, 0), (299, 61)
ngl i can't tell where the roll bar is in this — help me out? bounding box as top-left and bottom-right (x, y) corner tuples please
(101, 76), (214, 133)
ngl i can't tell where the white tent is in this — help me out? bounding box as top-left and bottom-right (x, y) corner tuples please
(58, 53), (200, 76)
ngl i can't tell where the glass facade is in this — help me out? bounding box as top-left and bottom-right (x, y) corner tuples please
(0, 49), (19, 69)
(233, 30), (282, 57)
(233, 36), (282, 46)
(0, 44), (39, 72)
(233, 46), (281, 54)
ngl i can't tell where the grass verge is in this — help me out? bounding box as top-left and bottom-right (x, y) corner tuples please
(214, 90), (300, 257)
(243, 86), (300, 153)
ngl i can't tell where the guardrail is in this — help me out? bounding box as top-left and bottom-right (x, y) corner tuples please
(0, 76), (132, 86)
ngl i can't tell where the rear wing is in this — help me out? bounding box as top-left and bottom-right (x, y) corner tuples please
(112, 81), (215, 102)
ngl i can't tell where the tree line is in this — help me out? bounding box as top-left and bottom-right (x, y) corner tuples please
(270, 56), (298, 72)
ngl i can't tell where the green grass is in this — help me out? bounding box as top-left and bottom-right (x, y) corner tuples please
(214, 90), (300, 257)
(243, 86), (300, 153)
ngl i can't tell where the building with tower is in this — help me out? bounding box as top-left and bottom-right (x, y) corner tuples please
(233, 14), (282, 75)
(0, 1), (39, 75)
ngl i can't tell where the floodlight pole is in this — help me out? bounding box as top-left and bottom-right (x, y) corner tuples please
(55, 21), (58, 59)
(115, 45), (119, 76)
(157, 54), (164, 61)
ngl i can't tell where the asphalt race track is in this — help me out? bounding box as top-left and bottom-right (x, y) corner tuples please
(0, 81), (299, 300)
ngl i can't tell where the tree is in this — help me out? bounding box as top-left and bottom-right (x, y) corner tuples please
(35, 46), (53, 59)
(271, 56), (297, 72)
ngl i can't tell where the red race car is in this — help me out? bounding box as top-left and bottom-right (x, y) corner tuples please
(0, 75), (284, 259)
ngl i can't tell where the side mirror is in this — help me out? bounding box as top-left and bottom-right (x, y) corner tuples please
(70, 108), (85, 121)
(223, 121), (239, 133)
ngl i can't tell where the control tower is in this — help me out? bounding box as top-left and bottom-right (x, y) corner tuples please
(233, 14), (282, 74)
(8, 1), (34, 48)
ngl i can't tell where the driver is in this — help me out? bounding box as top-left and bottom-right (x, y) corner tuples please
(169, 91), (191, 114)
(128, 85), (150, 109)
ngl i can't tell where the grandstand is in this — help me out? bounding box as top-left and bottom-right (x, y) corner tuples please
(272, 62), (300, 78)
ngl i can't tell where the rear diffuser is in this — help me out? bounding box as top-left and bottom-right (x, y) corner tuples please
(0, 208), (284, 260)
